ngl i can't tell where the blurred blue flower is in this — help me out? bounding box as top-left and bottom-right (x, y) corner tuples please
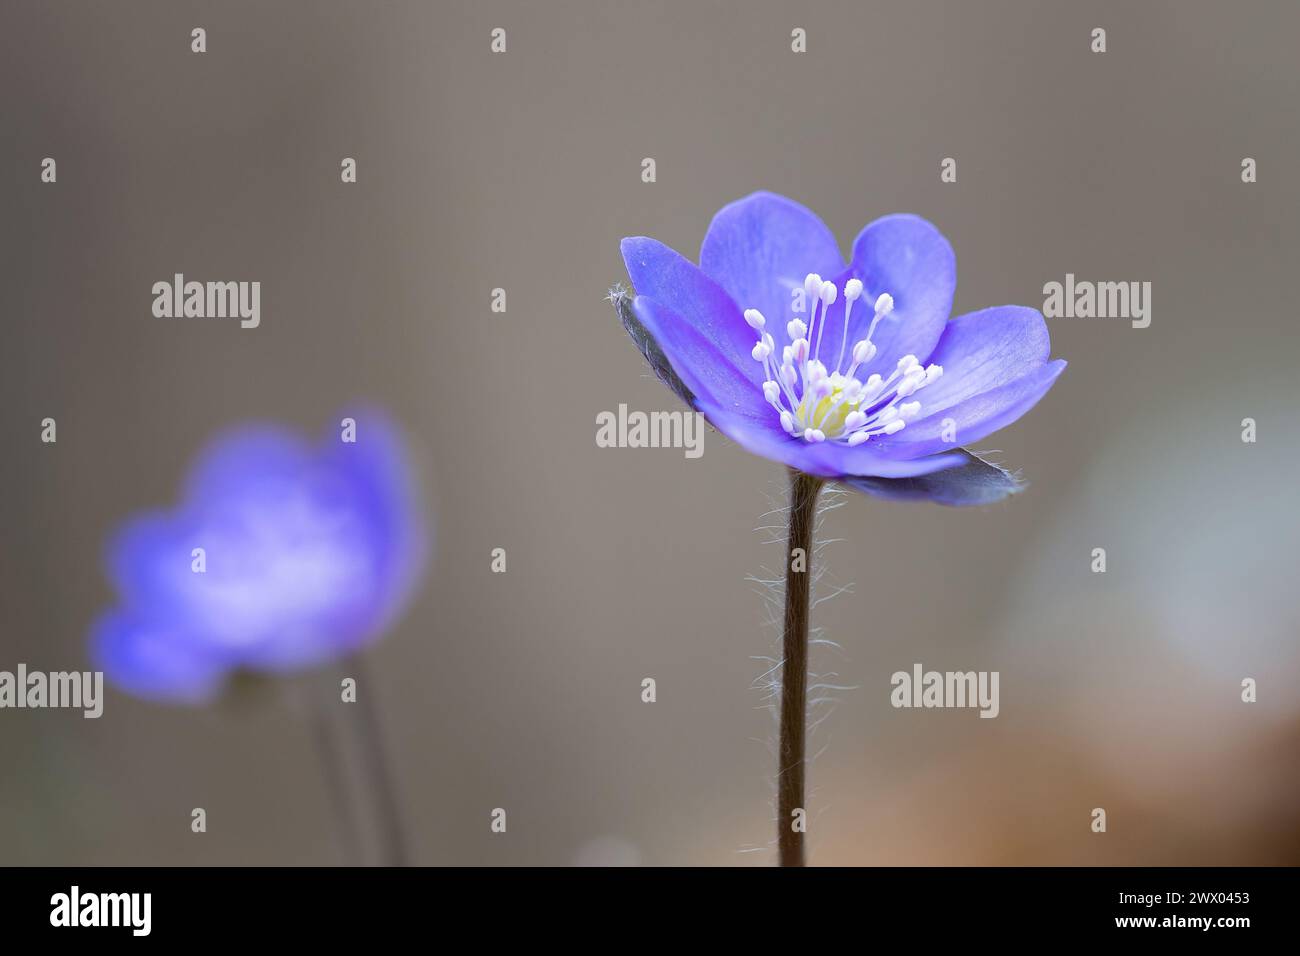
(617, 191), (1066, 504)
(91, 411), (428, 703)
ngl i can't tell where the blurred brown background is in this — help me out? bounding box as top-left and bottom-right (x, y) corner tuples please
(2, 0), (1298, 865)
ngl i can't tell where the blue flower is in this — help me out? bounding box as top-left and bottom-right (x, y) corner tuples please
(617, 192), (1066, 504)
(90, 411), (429, 703)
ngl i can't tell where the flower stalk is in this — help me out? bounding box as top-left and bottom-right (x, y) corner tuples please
(303, 680), (364, 865)
(348, 655), (410, 867)
(778, 468), (823, 866)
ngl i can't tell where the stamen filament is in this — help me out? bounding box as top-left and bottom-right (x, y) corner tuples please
(743, 278), (938, 447)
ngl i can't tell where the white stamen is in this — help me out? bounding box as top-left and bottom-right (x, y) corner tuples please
(812, 281), (837, 363)
(861, 373), (884, 402)
(851, 340), (876, 365)
(865, 292), (895, 342)
(897, 365), (927, 397)
(834, 278), (866, 373)
(742, 273), (920, 449)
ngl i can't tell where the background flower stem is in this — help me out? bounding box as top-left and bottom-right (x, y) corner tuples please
(348, 654), (410, 866)
(302, 680), (364, 866)
(779, 468), (823, 867)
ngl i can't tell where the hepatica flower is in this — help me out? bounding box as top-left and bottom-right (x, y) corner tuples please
(613, 192), (1065, 865)
(616, 191), (1065, 505)
(91, 411), (428, 704)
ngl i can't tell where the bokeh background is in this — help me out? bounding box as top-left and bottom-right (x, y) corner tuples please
(3, 0), (1298, 865)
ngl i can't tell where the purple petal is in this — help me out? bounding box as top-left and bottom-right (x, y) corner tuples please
(871, 360), (1067, 459)
(318, 410), (430, 640)
(699, 192), (846, 353)
(907, 305), (1052, 412)
(620, 236), (760, 382)
(630, 296), (772, 423)
(695, 396), (968, 479)
(106, 510), (209, 638)
(110, 419), (426, 668)
(806, 438), (969, 479)
(843, 449), (1024, 507)
(846, 215), (956, 377)
(91, 611), (231, 704)
(183, 425), (314, 503)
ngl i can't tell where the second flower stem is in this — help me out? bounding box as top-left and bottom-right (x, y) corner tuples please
(348, 654), (410, 867)
(305, 681), (364, 865)
(778, 468), (823, 867)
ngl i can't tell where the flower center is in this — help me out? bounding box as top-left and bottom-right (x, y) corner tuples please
(744, 274), (943, 445)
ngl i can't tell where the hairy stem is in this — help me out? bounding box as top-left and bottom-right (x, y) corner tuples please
(778, 468), (824, 866)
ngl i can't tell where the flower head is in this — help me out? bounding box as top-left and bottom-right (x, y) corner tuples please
(90, 410), (429, 703)
(616, 191), (1065, 504)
